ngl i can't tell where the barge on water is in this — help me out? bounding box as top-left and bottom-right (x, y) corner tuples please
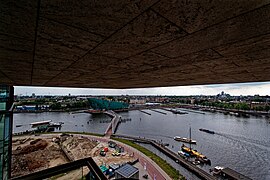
(181, 144), (211, 165)
(30, 120), (63, 128)
(199, 128), (215, 134)
(210, 166), (252, 180)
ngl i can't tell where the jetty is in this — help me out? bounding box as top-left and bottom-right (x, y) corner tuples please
(180, 108), (205, 115)
(149, 109), (167, 115)
(139, 110), (151, 115)
(162, 108), (188, 114)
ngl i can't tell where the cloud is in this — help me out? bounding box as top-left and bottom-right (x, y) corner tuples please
(14, 81), (270, 96)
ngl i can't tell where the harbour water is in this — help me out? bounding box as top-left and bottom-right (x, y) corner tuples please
(13, 109), (270, 180)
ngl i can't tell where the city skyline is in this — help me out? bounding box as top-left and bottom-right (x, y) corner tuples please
(14, 81), (270, 96)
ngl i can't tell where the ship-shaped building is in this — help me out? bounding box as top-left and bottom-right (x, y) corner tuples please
(87, 98), (129, 112)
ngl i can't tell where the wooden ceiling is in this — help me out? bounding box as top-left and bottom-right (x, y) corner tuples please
(1, 0), (270, 88)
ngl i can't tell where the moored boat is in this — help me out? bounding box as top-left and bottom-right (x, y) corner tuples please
(178, 150), (190, 158)
(199, 128), (215, 134)
(210, 166), (224, 175)
(174, 136), (197, 144)
(181, 144), (211, 165)
(48, 122), (64, 127)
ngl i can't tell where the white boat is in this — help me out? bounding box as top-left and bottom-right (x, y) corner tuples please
(211, 166), (224, 175)
(174, 136), (197, 144)
(178, 150), (190, 157)
(48, 122), (64, 127)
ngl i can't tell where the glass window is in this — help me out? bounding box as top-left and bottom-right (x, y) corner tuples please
(4, 114), (9, 139)
(0, 154), (2, 179)
(0, 86), (8, 111)
(0, 114), (4, 140)
(0, 140), (3, 153)
(0, 102), (6, 110)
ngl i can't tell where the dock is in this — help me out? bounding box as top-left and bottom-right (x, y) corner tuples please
(162, 108), (188, 114)
(221, 167), (252, 180)
(149, 109), (167, 115)
(179, 108), (205, 115)
(112, 134), (215, 180)
(139, 110), (151, 115)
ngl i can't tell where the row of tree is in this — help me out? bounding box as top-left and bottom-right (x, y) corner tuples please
(50, 101), (89, 110)
(197, 101), (270, 111)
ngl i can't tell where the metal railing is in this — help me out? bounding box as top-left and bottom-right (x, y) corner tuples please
(11, 157), (107, 180)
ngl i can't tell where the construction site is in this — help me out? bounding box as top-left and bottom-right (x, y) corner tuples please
(11, 134), (146, 179)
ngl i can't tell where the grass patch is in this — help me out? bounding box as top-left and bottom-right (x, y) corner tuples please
(112, 137), (185, 180)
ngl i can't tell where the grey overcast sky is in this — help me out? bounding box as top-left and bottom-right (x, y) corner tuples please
(14, 81), (270, 96)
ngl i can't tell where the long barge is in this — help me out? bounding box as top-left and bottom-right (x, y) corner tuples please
(199, 128), (215, 134)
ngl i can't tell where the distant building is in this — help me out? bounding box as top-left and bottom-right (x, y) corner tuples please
(115, 164), (139, 179)
(129, 98), (146, 104)
(15, 105), (36, 111)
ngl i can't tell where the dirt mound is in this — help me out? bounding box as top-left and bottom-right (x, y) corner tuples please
(19, 139), (48, 154)
(30, 138), (42, 145)
(11, 155), (46, 177)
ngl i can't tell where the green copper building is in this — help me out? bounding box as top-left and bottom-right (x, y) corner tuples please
(87, 98), (129, 111)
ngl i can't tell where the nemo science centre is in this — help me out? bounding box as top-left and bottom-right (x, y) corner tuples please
(87, 98), (129, 112)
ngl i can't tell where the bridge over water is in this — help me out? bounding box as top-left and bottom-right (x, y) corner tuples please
(104, 110), (121, 136)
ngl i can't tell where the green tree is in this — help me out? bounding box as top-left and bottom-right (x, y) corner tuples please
(50, 102), (61, 110)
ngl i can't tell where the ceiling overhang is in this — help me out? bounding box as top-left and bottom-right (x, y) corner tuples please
(1, 0), (270, 88)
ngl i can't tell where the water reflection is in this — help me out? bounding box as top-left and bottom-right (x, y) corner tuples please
(13, 109), (270, 180)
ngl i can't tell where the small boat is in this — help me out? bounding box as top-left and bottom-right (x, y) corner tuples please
(210, 166), (224, 175)
(174, 136), (196, 144)
(163, 143), (170, 147)
(192, 160), (201, 165)
(48, 122), (64, 127)
(199, 128), (215, 134)
(175, 126), (197, 144)
(178, 150), (190, 158)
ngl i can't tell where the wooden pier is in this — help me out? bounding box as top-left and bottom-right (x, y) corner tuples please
(139, 110), (151, 115)
(179, 108), (205, 115)
(112, 134), (215, 180)
(162, 108), (188, 114)
(149, 109), (167, 115)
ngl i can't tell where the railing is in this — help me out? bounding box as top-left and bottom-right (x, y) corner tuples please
(11, 157), (107, 180)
